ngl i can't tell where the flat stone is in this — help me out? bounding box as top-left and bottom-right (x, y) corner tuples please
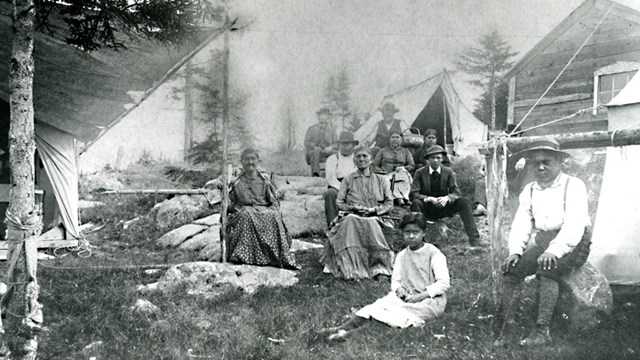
(555, 261), (614, 331)
(198, 243), (222, 262)
(179, 225), (221, 251)
(139, 262), (298, 297)
(157, 224), (208, 248)
(193, 214), (221, 226)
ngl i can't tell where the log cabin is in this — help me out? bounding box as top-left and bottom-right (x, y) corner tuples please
(504, 0), (640, 135)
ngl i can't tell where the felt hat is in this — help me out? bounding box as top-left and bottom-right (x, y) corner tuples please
(316, 107), (332, 116)
(338, 131), (359, 145)
(515, 137), (570, 158)
(424, 145), (447, 158)
(379, 102), (400, 114)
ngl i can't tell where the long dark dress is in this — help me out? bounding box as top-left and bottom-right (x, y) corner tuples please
(228, 172), (298, 269)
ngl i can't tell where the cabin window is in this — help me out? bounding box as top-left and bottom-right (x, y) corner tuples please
(593, 62), (640, 114)
(597, 70), (637, 105)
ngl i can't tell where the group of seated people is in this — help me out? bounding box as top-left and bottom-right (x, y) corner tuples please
(225, 112), (591, 346)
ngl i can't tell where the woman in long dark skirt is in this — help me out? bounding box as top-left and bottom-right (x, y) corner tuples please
(227, 148), (298, 269)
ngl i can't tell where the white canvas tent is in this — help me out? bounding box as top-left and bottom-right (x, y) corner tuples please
(589, 70), (640, 285)
(355, 70), (488, 157)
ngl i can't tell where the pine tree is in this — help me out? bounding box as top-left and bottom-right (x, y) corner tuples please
(456, 31), (517, 129)
(278, 98), (298, 153)
(322, 65), (353, 130)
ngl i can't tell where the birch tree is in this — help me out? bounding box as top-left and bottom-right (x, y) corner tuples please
(4, 1), (220, 357)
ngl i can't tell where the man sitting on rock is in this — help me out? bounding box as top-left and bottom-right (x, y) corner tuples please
(304, 107), (338, 177)
(324, 131), (359, 226)
(495, 137), (591, 347)
(409, 145), (482, 247)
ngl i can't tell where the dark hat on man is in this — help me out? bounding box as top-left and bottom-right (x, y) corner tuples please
(379, 102), (400, 114)
(316, 107), (332, 116)
(338, 131), (359, 145)
(515, 137), (570, 158)
(424, 145), (447, 158)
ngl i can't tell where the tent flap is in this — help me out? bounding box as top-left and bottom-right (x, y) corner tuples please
(34, 123), (80, 239)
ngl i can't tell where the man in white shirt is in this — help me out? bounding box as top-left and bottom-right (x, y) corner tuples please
(495, 137), (591, 347)
(324, 131), (359, 226)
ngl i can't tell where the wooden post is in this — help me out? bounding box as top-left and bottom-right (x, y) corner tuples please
(219, 9), (231, 263)
(184, 59), (194, 163)
(483, 140), (509, 305)
(442, 88), (448, 149)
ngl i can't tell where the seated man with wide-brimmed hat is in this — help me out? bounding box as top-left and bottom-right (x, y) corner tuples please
(494, 137), (591, 347)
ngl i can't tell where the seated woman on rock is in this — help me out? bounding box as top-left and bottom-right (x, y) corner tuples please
(372, 130), (415, 205)
(227, 148), (298, 269)
(321, 212), (450, 340)
(320, 146), (395, 280)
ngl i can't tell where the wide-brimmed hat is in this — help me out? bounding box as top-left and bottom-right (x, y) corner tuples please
(424, 145), (447, 158)
(379, 102), (400, 114)
(316, 107), (332, 116)
(338, 131), (359, 145)
(515, 137), (570, 158)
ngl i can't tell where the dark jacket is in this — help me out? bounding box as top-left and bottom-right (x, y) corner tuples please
(409, 166), (461, 202)
(304, 122), (338, 150)
(374, 119), (403, 148)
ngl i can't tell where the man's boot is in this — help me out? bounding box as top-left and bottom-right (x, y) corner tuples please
(521, 276), (557, 347)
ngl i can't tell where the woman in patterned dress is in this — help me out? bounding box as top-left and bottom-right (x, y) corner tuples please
(227, 149), (298, 269)
(321, 212), (450, 341)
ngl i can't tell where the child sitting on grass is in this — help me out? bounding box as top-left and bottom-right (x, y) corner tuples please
(321, 212), (451, 341)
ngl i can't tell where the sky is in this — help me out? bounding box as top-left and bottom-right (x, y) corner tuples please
(223, 0), (598, 149)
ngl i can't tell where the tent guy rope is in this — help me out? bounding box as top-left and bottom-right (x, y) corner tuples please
(509, 2), (614, 136)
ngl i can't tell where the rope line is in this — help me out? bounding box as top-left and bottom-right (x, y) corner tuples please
(510, 105), (601, 136)
(509, 2), (614, 136)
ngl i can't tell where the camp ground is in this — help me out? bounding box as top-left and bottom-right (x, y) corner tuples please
(3, 0), (640, 359)
(0, 4), (219, 255)
(355, 70), (488, 157)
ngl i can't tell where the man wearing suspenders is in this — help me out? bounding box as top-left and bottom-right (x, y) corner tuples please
(495, 137), (592, 346)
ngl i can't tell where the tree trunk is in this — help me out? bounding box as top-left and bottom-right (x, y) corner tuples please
(184, 59), (194, 164)
(3, 1), (43, 359)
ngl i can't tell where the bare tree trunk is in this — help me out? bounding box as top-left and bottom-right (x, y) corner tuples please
(490, 72), (496, 130)
(2, 1), (43, 359)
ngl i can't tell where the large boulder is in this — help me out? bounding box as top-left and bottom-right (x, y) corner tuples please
(193, 214), (221, 226)
(179, 225), (221, 251)
(555, 261), (614, 331)
(280, 195), (325, 237)
(150, 195), (210, 229)
(138, 262), (298, 297)
(157, 224), (209, 248)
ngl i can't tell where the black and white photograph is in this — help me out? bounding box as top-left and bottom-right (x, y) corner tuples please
(0, 0), (639, 358)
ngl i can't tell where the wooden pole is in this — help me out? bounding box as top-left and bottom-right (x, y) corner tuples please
(101, 189), (211, 195)
(442, 88), (448, 150)
(480, 128), (640, 154)
(184, 59), (194, 164)
(483, 140), (509, 306)
(219, 9), (231, 263)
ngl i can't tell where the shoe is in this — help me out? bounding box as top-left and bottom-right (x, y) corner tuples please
(312, 172), (321, 177)
(472, 204), (487, 216)
(520, 327), (552, 347)
(469, 239), (489, 248)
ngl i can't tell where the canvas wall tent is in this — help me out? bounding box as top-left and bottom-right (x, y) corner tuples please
(0, 2), (216, 240)
(589, 71), (640, 285)
(354, 70), (488, 157)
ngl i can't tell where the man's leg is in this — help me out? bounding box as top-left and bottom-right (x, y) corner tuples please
(521, 276), (557, 346)
(308, 148), (321, 176)
(472, 178), (487, 216)
(324, 187), (339, 226)
(450, 198), (481, 245)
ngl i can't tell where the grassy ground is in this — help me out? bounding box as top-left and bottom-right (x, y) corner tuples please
(7, 150), (629, 359)
(7, 193), (636, 359)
